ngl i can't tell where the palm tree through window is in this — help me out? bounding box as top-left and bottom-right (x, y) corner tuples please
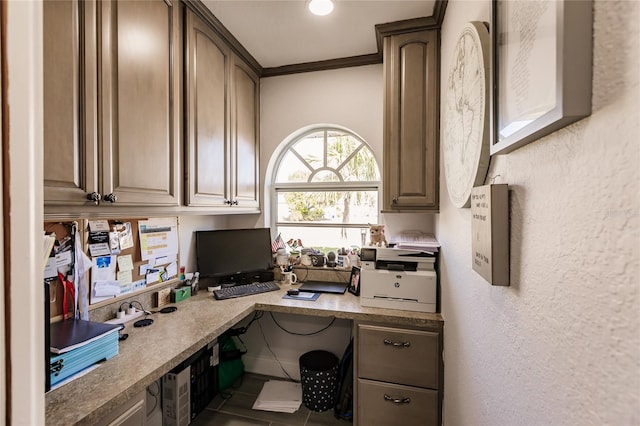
(272, 127), (381, 252)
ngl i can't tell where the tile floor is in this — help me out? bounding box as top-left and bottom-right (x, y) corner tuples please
(191, 373), (350, 426)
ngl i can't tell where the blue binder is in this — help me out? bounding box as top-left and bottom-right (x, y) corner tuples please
(50, 330), (119, 387)
(49, 319), (121, 387)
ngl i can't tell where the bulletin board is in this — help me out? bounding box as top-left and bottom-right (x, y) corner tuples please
(43, 217), (181, 320)
(87, 217), (180, 306)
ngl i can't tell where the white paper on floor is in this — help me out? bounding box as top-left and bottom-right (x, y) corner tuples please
(252, 380), (302, 413)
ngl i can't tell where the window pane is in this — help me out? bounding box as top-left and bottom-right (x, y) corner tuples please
(275, 151), (311, 182)
(293, 132), (325, 170)
(311, 170), (340, 182)
(277, 226), (369, 253)
(276, 190), (378, 224)
(326, 131), (358, 169)
(341, 147), (380, 181)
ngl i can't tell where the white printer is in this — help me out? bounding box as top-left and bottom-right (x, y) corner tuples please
(359, 247), (437, 313)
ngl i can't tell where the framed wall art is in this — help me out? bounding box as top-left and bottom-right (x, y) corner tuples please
(490, 0), (593, 155)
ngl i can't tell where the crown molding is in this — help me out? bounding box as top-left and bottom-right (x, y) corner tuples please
(187, 0), (448, 78)
(262, 53), (382, 78)
(374, 0), (448, 53)
(183, 0), (263, 76)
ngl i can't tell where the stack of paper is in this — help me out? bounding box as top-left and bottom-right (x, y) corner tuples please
(393, 231), (440, 252)
(50, 319), (121, 354)
(252, 380), (302, 413)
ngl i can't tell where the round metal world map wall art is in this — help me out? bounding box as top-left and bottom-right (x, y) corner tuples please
(443, 21), (491, 208)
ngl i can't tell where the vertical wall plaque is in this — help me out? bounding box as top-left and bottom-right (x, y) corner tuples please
(471, 184), (509, 286)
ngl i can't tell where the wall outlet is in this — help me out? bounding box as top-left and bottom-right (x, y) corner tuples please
(156, 288), (171, 308)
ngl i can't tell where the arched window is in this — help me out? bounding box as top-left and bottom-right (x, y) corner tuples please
(271, 127), (381, 252)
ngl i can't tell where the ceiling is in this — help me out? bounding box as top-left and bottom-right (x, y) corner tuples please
(201, 0), (438, 70)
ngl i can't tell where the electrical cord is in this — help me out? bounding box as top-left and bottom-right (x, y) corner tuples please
(257, 317), (296, 381)
(225, 310), (263, 336)
(269, 311), (336, 336)
(131, 300), (152, 315)
(146, 380), (160, 416)
(293, 265), (310, 283)
(294, 264), (350, 284)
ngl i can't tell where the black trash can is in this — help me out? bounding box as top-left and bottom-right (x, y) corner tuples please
(299, 350), (339, 412)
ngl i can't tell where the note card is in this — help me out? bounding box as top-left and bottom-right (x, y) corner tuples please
(117, 270), (133, 286)
(117, 254), (134, 272)
(88, 220), (110, 232)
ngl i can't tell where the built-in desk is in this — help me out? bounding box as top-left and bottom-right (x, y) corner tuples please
(45, 287), (443, 425)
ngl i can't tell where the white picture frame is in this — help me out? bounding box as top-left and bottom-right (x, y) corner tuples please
(490, 0), (593, 155)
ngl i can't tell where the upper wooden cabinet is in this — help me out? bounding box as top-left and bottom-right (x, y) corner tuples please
(99, 0), (182, 206)
(185, 9), (259, 209)
(383, 30), (440, 212)
(230, 53), (260, 209)
(44, 0), (181, 208)
(43, 0), (98, 206)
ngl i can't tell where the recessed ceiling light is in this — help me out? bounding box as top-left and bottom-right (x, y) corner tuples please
(308, 0), (334, 16)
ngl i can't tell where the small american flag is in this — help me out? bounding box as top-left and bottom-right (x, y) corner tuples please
(271, 233), (286, 253)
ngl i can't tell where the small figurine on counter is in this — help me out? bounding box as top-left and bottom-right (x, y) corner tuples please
(368, 224), (387, 247)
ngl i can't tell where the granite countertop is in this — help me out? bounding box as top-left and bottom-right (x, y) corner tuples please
(45, 287), (443, 425)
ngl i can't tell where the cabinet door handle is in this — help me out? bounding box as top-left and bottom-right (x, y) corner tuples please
(392, 197), (398, 204)
(383, 339), (410, 348)
(231, 200), (238, 205)
(383, 394), (411, 404)
(224, 199), (231, 205)
(103, 193), (117, 203)
(86, 192), (101, 205)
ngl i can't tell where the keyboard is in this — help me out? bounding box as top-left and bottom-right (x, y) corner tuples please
(213, 281), (280, 300)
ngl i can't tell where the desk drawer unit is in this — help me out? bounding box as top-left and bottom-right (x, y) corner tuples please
(355, 322), (442, 426)
(357, 324), (439, 389)
(357, 379), (439, 426)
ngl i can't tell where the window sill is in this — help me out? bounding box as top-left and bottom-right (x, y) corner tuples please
(274, 265), (351, 283)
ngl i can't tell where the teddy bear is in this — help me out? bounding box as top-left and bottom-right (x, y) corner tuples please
(368, 224), (387, 247)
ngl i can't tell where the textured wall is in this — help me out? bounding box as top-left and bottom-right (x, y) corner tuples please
(437, 1), (639, 425)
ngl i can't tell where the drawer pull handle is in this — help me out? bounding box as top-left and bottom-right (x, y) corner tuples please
(384, 394), (411, 404)
(383, 339), (411, 348)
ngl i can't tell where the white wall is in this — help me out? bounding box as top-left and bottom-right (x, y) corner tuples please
(228, 64), (435, 235)
(230, 65), (436, 376)
(437, 1), (640, 425)
(178, 215), (229, 273)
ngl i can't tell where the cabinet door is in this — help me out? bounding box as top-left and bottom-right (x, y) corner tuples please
(230, 54), (260, 208)
(357, 379), (439, 426)
(185, 9), (230, 207)
(94, 391), (146, 426)
(383, 30), (439, 211)
(43, 0), (98, 206)
(357, 324), (439, 389)
(99, 0), (181, 206)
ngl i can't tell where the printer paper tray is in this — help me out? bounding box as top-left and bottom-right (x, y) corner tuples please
(360, 296), (436, 313)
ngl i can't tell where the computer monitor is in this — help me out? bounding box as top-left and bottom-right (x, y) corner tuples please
(195, 228), (274, 285)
